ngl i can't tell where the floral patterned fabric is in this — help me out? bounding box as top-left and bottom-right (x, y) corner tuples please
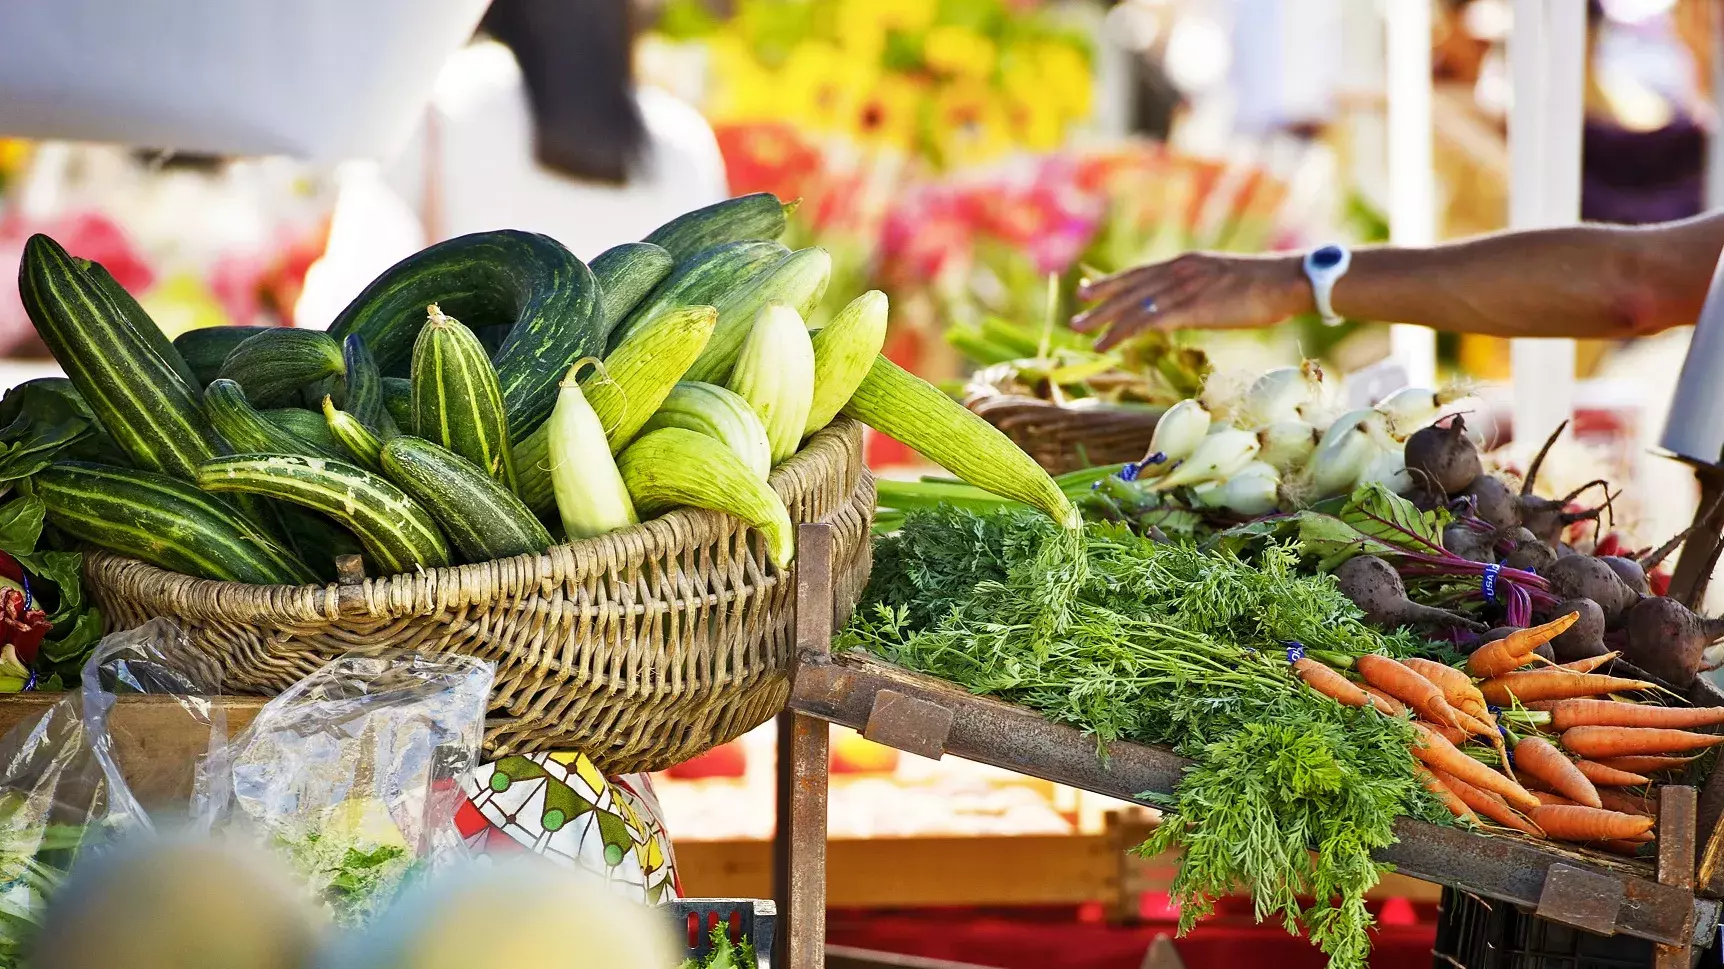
(455, 752), (680, 905)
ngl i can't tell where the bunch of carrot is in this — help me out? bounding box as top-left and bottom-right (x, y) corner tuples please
(1293, 611), (1724, 855)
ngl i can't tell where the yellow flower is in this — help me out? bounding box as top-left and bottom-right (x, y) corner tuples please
(875, 0), (938, 33)
(706, 36), (777, 121)
(923, 25), (997, 80)
(834, 0), (889, 60)
(1036, 41), (1093, 119)
(781, 39), (876, 133)
(932, 81), (1011, 169)
(0, 139), (30, 176)
(853, 73), (924, 150)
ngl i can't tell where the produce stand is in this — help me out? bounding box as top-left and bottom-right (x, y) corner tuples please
(770, 523), (1721, 969)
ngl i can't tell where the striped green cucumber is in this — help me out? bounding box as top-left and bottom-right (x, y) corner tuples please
(262, 408), (344, 454)
(339, 334), (398, 437)
(325, 230), (603, 435)
(84, 262), (202, 390)
(642, 193), (794, 262)
(379, 436), (553, 561)
(322, 397), (384, 470)
(411, 306), (517, 490)
(683, 247), (832, 383)
(18, 235), (220, 478)
(217, 327), (345, 406)
(382, 377), (413, 431)
(205, 380), (343, 459)
(196, 453), (451, 575)
(174, 325), (270, 387)
(640, 381), (772, 479)
(513, 422), (555, 519)
(277, 506), (365, 579)
(610, 240), (786, 348)
(591, 242), (674, 331)
(842, 355), (1078, 528)
(36, 461), (317, 584)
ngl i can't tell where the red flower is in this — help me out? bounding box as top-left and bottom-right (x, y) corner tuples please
(0, 588), (50, 666)
(714, 123), (823, 203)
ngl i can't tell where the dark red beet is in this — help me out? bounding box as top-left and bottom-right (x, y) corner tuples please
(1333, 555), (1487, 633)
(1543, 554), (1639, 624)
(1546, 598), (1607, 662)
(1501, 538), (1557, 574)
(1404, 416), (1482, 496)
(1463, 475), (1520, 533)
(1619, 596), (1724, 688)
(1600, 555), (1650, 596)
(1442, 523), (1495, 564)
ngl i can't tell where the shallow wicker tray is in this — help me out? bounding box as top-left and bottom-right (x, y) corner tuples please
(964, 369), (1164, 476)
(82, 418), (874, 773)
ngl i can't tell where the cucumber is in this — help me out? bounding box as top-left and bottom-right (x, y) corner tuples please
(204, 380), (343, 459)
(642, 193), (793, 262)
(591, 242), (674, 331)
(216, 328), (345, 407)
(321, 398), (383, 470)
(174, 326), (271, 387)
(339, 334), (398, 437)
(84, 262), (202, 391)
(381, 377), (414, 432)
(685, 246), (832, 383)
(379, 436), (553, 562)
(513, 422), (554, 519)
(276, 506), (365, 580)
(18, 235), (221, 478)
(36, 461), (317, 584)
(262, 408), (345, 454)
(610, 240), (786, 348)
(640, 381), (772, 479)
(325, 230), (603, 435)
(411, 306), (517, 490)
(197, 453), (452, 575)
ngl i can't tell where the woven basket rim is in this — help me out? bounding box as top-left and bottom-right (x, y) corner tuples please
(84, 417), (865, 626)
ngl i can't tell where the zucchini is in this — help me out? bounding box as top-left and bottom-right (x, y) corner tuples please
(591, 242), (674, 331)
(610, 240), (786, 348)
(381, 377), (414, 431)
(339, 334), (398, 437)
(197, 453), (451, 575)
(640, 381), (772, 479)
(805, 290), (889, 436)
(683, 246), (831, 383)
(842, 355), (1078, 528)
(84, 262), (202, 390)
(618, 427), (794, 567)
(18, 235), (220, 478)
(216, 327), (345, 407)
(36, 461), (317, 584)
(204, 380), (343, 459)
(174, 325), (270, 387)
(642, 193), (793, 262)
(411, 306), (517, 490)
(324, 230), (603, 435)
(322, 397), (384, 470)
(379, 436), (553, 561)
(262, 408), (345, 454)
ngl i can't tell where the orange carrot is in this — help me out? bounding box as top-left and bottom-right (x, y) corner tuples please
(1595, 755), (1697, 775)
(1557, 652), (1620, 674)
(1431, 768), (1544, 836)
(1596, 788), (1657, 817)
(1528, 805), (1655, 842)
(1363, 687), (1407, 717)
(1562, 725), (1724, 758)
(1480, 672), (1655, 705)
(1419, 721), (1469, 746)
(1572, 760), (1651, 787)
(1468, 612), (1579, 678)
(1411, 722), (1541, 811)
(1512, 737), (1602, 808)
(1416, 766), (1475, 821)
(1534, 791), (1580, 807)
(1359, 654), (1461, 727)
(1548, 698), (1724, 732)
(1403, 657), (1483, 708)
(1293, 658), (1370, 707)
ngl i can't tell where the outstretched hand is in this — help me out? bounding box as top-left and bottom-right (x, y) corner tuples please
(1071, 252), (1311, 349)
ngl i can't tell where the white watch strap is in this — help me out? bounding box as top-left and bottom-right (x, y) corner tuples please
(1303, 244), (1351, 327)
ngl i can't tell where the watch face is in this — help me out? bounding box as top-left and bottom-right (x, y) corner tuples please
(1310, 245), (1345, 269)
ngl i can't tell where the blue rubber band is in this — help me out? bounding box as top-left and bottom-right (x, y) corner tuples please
(1282, 640), (1306, 663)
(1481, 563), (1502, 602)
(1118, 462), (1142, 482)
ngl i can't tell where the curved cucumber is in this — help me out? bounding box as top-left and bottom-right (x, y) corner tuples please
(84, 262), (201, 391)
(216, 328), (345, 407)
(381, 377), (414, 432)
(642, 193), (793, 262)
(340, 334), (398, 437)
(205, 380), (343, 459)
(174, 325), (271, 387)
(322, 398), (384, 470)
(591, 242), (674, 331)
(262, 408), (345, 454)
(610, 240), (786, 349)
(379, 436), (553, 562)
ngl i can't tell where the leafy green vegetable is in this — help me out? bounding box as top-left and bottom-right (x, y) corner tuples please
(272, 831), (413, 926)
(846, 506), (1451, 969)
(679, 925), (757, 969)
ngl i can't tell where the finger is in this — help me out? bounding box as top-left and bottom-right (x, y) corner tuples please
(1095, 295), (1205, 350)
(1070, 278), (1182, 333)
(1076, 266), (1154, 302)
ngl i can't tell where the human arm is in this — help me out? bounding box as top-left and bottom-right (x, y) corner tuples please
(1071, 211), (1724, 349)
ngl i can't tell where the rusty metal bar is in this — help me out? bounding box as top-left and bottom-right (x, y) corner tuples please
(780, 523), (835, 969)
(1655, 787), (1699, 969)
(787, 650), (1720, 948)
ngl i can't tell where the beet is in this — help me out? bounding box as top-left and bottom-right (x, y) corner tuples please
(1600, 555), (1651, 596)
(1463, 475), (1520, 533)
(1619, 596), (1724, 688)
(1403, 416), (1482, 496)
(1334, 555), (1487, 633)
(1442, 523), (1495, 564)
(1543, 554), (1639, 623)
(1546, 597), (1607, 661)
(1501, 537), (1557, 574)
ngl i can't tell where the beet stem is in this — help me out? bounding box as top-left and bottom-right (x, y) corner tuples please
(1520, 419), (1570, 497)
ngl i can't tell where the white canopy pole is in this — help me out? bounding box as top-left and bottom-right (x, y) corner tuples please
(1385, 0), (1438, 388)
(1508, 0), (1585, 462)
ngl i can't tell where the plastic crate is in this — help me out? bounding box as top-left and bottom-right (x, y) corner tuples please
(667, 898), (776, 969)
(1432, 886), (1654, 969)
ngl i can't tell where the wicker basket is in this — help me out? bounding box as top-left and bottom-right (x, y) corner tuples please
(963, 368), (1164, 477)
(82, 418), (874, 774)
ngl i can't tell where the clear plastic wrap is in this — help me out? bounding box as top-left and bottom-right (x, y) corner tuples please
(194, 651), (493, 925)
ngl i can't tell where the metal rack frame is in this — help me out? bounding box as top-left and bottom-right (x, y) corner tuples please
(769, 523), (1719, 968)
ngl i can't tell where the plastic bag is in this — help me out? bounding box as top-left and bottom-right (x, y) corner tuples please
(194, 650), (493, 925)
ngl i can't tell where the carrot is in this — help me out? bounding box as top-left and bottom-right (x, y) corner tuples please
(1528, 805), (1655, 842)
(1468, 612), (1579, 678)
(1512, 737), (1602, 808)
(1548, 698), (1724, 732)
(1562, 725), (1724, 758)
(1359, 654), (1461, 727)
(1534, 791), (1580, 807)
(1411, 722), (1541, 811)
(1480, 672), (1656, 705)
(1431, 768), (1544, 836)
(1558, 652), (1620, 674)
(1595, 755), (1697, 775)
(1596, 788), (1657, 817)
(1403, 657), (1482, 707)
(1293, 657), (1370, 707)
(1419, 721), (1468, 746)
(1416, 766), (1474, 821)
(1363, 687), (1407, 717)
(1572, 760), (1651, 787)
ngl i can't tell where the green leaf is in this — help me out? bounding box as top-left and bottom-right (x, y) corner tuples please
(1337, 484), (1445, 557)
(0, 497), (44, 556)
(39, 608), (101, 671)
(19, 551), (85, 626)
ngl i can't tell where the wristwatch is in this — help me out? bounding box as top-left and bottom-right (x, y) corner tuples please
(1302, 244), (1351, 327)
